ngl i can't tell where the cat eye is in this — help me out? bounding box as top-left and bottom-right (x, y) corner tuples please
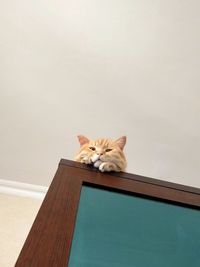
(89, 147), (96, 151)
(105, 148), (112, 152)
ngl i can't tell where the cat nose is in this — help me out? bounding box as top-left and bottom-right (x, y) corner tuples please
(97, 152), (103, 156)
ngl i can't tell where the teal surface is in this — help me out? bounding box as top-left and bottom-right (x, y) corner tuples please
(68, 186), (200, 267)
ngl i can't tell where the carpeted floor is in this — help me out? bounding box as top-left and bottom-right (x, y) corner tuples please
(0, 194), (42, 267)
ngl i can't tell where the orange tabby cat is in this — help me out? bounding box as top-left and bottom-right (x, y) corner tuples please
(75, 135), (127, 172)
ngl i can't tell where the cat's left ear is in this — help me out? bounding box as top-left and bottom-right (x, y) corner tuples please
(77, 135), (90, 146)
(115, 136), (126, 150)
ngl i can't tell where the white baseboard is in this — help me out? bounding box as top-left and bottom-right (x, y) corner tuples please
(0, 179), (48, 200)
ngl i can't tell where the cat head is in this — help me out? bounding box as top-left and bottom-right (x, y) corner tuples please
(75, 135), (127, 171)
(77, 135), (126, 151)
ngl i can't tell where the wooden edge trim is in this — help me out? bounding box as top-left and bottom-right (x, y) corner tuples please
(59, 159), (200, 195)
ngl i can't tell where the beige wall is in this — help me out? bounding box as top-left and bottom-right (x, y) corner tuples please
(1, 0), (200, 187)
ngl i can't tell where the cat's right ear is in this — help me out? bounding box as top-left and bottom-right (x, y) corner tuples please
(77, 135), (90, 146)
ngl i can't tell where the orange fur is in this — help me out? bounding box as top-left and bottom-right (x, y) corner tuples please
(75, 136), (127, 172)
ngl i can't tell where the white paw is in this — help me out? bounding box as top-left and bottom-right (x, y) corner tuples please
(94, 160), (102, 168)
(99, 162), (107, 172)
(91, 154), (100, 163)
(82, 156), (92, 164)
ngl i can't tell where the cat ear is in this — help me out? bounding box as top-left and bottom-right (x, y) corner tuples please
(77, 135), (90, 146)
(115, 136), (126, 150)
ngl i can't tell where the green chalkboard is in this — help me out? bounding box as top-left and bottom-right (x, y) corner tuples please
(68, 185), (200, 267)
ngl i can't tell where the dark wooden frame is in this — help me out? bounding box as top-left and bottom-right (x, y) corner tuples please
(15, 159), (200, 267)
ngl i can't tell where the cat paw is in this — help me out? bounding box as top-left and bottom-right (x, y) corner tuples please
(81, 156), (92, 165)
(94, 160), (102, 168)
(91, 154), (100, 163)
(99, 162), (113, 172)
